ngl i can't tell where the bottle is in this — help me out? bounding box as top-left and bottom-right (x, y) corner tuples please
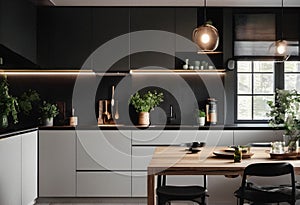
(206, 98), (217, 125)
(70, 108), (78, 126)
(234, 147), (242, 163)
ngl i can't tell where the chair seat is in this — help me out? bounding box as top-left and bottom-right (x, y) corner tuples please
(157, 185), (206, 200)
(234, 185), (300, 203)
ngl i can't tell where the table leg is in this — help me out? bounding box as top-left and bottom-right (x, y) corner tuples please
(147, 173), (155, 205)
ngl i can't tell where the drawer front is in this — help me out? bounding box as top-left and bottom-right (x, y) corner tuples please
(77, 130), (131, 170)
(77, 172), (131, 197)
(132, 146), (156, 170)
(132, 172), (147, 197)
(132, 130), (233, 146)
(234, 130), (282, 145)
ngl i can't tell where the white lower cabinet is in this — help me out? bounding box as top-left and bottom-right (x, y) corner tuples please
(0, 130), (37, 205)
(22, 131), (38, 205)
(0, 135), (22, 205)
(77, 172), (131, 197)
(39, 130), (76, 197)
(76, 130), (131, 197)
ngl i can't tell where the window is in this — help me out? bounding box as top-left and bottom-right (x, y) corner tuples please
(284, 61), (300, 92)
(236, 61), (274, 121)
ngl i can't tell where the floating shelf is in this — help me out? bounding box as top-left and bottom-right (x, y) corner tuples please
(129, 69), (226, 75)
(197, 51), (223, 54)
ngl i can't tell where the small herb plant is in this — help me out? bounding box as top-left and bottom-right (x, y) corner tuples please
(129, 90), (164, 113)
(198, 110), (206, 118)
(0, 75), (18, 124)
(40, 101), (59, 119)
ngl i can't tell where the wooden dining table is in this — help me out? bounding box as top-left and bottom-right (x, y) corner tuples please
(147, 146), (300, 205)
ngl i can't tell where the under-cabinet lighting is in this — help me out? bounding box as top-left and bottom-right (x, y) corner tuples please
(0, 70), (96, 76)
(129, 69), (226, 75)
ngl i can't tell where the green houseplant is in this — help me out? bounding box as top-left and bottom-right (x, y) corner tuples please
(40, 101), (59, 126)
(266, 89), (300, 152)
(129, 90), (164, 125)
(19, 89), (40, 116)
(0, 75), (18, 128)
(197, 109), (206, 126)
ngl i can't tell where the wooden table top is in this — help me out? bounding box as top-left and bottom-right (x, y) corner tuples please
(148, 146), (300, 175)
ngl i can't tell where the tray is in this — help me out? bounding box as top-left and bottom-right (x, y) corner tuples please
(213, 151), (254, 159)
(268, 151), (299, 160)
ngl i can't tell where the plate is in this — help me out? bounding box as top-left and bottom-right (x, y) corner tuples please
(213, 151), (254, 159)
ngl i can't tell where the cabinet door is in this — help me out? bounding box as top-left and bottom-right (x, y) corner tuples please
(77, 130), (131, 170)
(22, 131), (37, 205)
(234, 130), (282, 145)
(39, 130), (76, 197)
(0, 135), (22, 205)
(77, 172), (131, 197)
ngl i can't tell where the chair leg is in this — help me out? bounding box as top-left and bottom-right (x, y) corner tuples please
(239, 198), (244, 205)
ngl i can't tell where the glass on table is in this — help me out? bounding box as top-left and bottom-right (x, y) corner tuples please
(271, 141), (285, 154)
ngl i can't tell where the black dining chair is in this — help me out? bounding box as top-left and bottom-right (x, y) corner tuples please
(156, 175), (208, 205)
(234, 162), (300, 205)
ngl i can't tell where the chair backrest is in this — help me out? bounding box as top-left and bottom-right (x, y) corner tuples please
(244, 162), (294, 177)
(241, 162), (296, 200)
(157, 175), (207, 189)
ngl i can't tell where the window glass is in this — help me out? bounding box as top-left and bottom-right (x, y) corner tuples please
(253, 96), (273, 120)
(253, 74), (274, 94)
(237, 96), (252, 120)
(238, 74), (252, 94)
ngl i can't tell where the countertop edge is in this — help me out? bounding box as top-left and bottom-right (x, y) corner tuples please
(0, 127), (38, 139)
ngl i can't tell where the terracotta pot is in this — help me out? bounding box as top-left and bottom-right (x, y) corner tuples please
(138, 112), (150, 125)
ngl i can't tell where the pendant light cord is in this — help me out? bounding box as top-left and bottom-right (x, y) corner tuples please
(203, 0), (207, 23)
(281, 0), (284, 40)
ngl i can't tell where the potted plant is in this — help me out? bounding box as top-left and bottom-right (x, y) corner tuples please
(266, 89), (300, 152)
(197, 109), (206, 126)
(129, 90), (164, 125)
(40, 101), (59, 126)
(0, 75), (18, 128)
(19, 89), (40, 116)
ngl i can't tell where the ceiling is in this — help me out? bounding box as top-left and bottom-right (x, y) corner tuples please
(39, 0), (300, 7)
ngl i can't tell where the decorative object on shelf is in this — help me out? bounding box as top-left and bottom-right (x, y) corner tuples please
(40, 101), (59, 126)
(0, 75), (18, 128)
(197, 109), (206, 126)
(188, 65), (194, 70)
(267, 89), (300, 152)
(129, 90), (164, 126)
(206, 98), (217, 125)
(192, 0), (219, 52)
(69, 108), (78, 126)
(183, 59), (189, 70)
(194, 61), (200, 70)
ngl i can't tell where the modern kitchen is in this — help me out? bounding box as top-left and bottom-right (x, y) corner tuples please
(1, 0), (300, 205)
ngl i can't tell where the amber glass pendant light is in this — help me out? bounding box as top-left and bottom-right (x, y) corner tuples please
(192, 0), (219, 52)
(270, 0), (287, 56)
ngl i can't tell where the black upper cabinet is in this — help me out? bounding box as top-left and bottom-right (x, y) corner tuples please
(37, 7), (93, 69)
(92, 8), (130, 72)
(130, 8), (176, 69)
(0, 0), (37, 67)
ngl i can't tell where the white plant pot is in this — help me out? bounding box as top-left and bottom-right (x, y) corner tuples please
(197, 117), (205, 126)
(44, 118), (53, 126)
